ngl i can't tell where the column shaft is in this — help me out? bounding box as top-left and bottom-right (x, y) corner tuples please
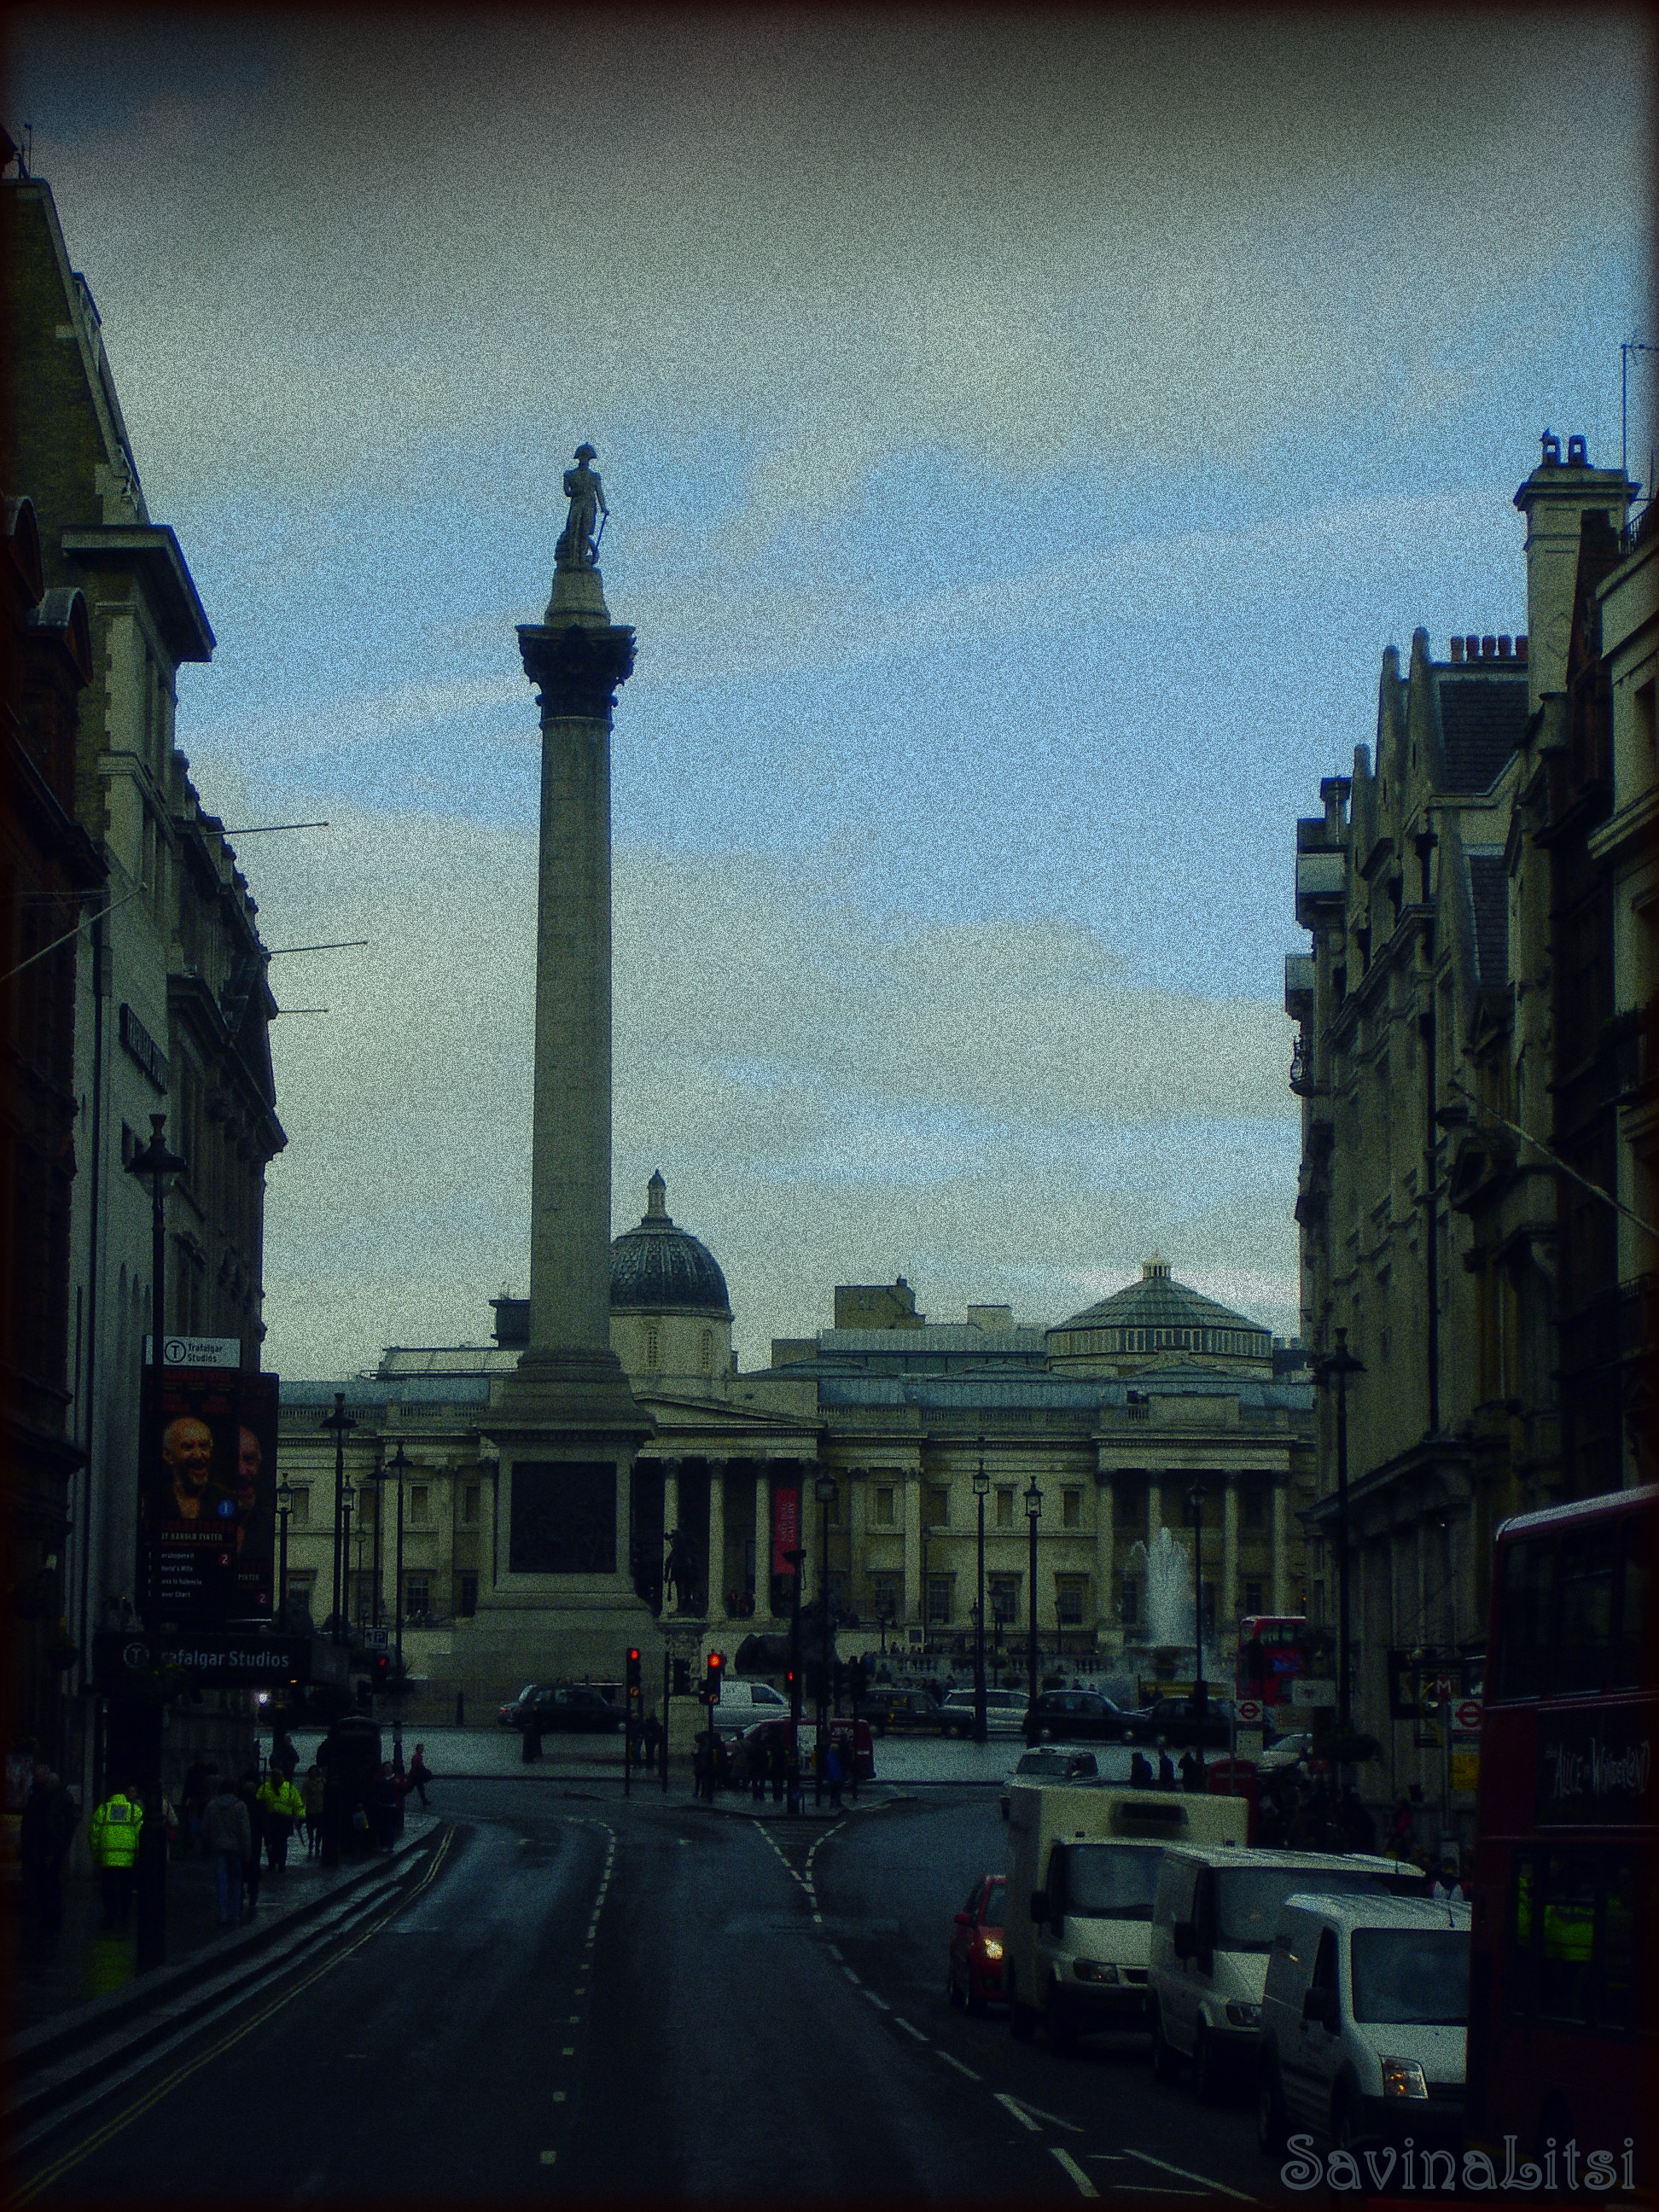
(1271, 1481), (1288, 1614)
(1221, 1477), (1238, 1641)
(707, 1461), (726, 1621)
(904, 1473), (922, 1626)
(1094, 1475), (1115, 1648)
(661, 1460), (681, 1616)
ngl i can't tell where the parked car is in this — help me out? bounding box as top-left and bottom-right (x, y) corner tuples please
(1001, 1747), (1098, 1819)
(947, 1873), (1007, 2012)
(1025, 1690), (1127, 1744)
(499, 1684), (625, 1733)
(1256, 1729), (1313, 1773)
(1256, 1893), (1471, 2154)
(862, 1686), (946, 1736)
(733, 1715), (876, 1781)
(937, 1688), (1029, 1738)
(1126, 1696), (1231, 1748)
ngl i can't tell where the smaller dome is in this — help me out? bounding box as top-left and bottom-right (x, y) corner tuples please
(609, 1172), (731, 1318)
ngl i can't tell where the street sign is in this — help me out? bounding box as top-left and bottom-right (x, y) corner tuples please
(144, 1335), (242, 1369)
(1234, 1697), (1264, 1726)
(1455, 1700), (1482, 1732)
(1290, 1678), (1336, 1708)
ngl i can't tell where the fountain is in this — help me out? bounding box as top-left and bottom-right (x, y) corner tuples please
(1125, 1526), (1218, 1686)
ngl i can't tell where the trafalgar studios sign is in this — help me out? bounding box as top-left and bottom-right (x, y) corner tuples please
(144, 1336), (242, 1369)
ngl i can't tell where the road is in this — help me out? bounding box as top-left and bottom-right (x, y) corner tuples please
(15, 1780), (1279, 2206)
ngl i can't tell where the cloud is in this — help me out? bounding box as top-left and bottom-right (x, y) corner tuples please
(247, 803), (1299, 1377)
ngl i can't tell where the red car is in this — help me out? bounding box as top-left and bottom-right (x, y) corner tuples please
(947, 1873), (1006, 2013)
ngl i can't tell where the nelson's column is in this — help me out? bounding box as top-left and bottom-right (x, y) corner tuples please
(467, 447), (660, 1682)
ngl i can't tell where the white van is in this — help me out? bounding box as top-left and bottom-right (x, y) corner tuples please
(1256, 1893), (1470, 2154)
(1148, 1845), (1414, 2098)
(709, 1679), (791, 1734)
(1004, 1784), (1249, 2048)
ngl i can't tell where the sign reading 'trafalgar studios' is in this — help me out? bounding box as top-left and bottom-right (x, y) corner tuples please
(93, 1630), (311, 1690)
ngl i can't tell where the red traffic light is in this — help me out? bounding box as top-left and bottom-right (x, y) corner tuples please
(627, 1647), (640, 1662)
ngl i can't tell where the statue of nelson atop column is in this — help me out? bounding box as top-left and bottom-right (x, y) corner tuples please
(555, 443), (609, 571)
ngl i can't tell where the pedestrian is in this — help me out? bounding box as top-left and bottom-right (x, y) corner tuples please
(1155, 1743), (1177, 1790)
(825, 1741), (843, 1810)
(301, 1763), (325, 1855)
(236, 1770), (265, 1917)
(750, 1737), (767, 1802)
(407, 1743), (433, 1809)
(1179, 1748), (1205, 1793)
(20, 1765), (77, 1940)
(643, 1711), (663, 1775)
(1432, 1851), (1467, 1901)
(257, 1767), (303, 1871)
(1387, 1792), (1414, 1858)
(370, 1762), (400, 1851)
(521, 1706), (543, 1762)
(690, 1738), (709, 1801)
(89, 1780), (144, 1927)
(769, 1740), (786, 1805)
(273, 1731), (300, 1784)
(1128, 1749), (1154, 1789)
(202, 1777), (252, 1926)
(456, 1687), (466, 1727)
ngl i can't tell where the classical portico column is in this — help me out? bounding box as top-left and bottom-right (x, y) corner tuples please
(845, 1468), (864, 1618)
(661, 1458), (682, 1616)
(754, 1464), (771, 1614)
(707, 1460), (726, 1621)
(1221, 1477), (1239, 1639)
(1271, 1481), (1289, 1614)
(1094, 1475), (1115, 1647)
(904, 1472), (923, 1627)
(1147, 1480), (1161, 1553)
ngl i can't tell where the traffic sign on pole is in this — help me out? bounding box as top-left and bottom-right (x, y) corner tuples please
(1235, 1697), (1264, 1726)
(1454, 1700), (1482, 1732)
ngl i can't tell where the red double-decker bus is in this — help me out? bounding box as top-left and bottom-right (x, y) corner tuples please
(1236, 1615), (1306, 1708)
(1466, 1483), (1656, 2171)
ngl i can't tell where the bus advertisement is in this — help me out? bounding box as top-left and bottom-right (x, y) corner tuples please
(1237, 1615), (1307, 1708)
(1466, 1482), (1656, 2171)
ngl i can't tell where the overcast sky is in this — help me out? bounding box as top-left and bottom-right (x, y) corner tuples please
(14, 9), (1653, 1375)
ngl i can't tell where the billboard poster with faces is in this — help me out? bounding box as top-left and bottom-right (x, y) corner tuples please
(142, 1368), (279, 1625)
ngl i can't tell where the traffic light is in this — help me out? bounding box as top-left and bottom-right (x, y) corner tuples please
(703, 1650), (725, 1703)
(847, 1657), (868, 1704)
(626, 1645), (643, 1708)
(370, 1651), (391, 1691)
(672, 1657), (692, 1696)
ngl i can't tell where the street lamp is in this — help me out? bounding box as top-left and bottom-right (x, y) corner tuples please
(1185, 1484), (1208, 1720)
(341, 1477), (356, 1636)
(276, 1479), (294, 1628)
(125, 1111), (184, 1974)
(1024, 1476), (1044, 1714)
(368, 1456), (385, 1633)
(387, 1442), (410, 1774)
(814, 1471), (837, 1803)
(972, 1441), (990, 1745)
(1314, 1328), (1365, 1746)
(319, 1391), (357, 1644)
(785, 1539), (806, 1813)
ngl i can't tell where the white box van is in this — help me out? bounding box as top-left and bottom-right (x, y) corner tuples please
(1148, 1845), (1414, 2099)
(1004, 1784), (1249, 2048)
(1256, 1893), (1470, 2155)
(710, 1679), (791, 1734)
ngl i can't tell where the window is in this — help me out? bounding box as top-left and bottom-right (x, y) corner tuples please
(287, 1572), (315, 1616)
(1556, 1528), (1616, 1694)
(1120, 1576), (1139, 1627)
(995, 1487), (1014, 1528)
(458, 1573), (478, 1617)
(1244, 1580), (1264, 1615)
(875, 1487), (896, 1527)
(409, 1485), (431, 1525)
(1062, 1489), (1082, 1529)
(1614, 1540), (1651, 1689)
(288, 1487), (311, 1528)
(923, 1486), (949, 1528)
(462, 1483), (480, 1526)
(405, 1574), (431, 1619)
(1496, 1538), (1551, 1698)
(872, 1575), (900, 1621)
(700, 1328), (713, 1371)
(990, 1576), (1020, 1625)
(927, 1575), (952, 1624)
(1056, 1576), (1087, 1626)
(644, 1325), (660, 1370)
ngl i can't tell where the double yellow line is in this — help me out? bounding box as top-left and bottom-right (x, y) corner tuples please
(15, 1825), (457, 2204)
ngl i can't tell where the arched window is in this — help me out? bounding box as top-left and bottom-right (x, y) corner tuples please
(700, 1328), (713, 1370)
(645, 1324), (660, 1370)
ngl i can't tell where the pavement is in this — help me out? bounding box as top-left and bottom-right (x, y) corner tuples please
(3, 1810), (439, 2051)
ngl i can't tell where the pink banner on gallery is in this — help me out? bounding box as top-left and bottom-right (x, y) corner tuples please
(771, 1484), (800, 1578)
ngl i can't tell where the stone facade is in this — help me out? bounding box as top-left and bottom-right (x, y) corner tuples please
(3, 161), (283, 1793)
(1285, 434), (1652, 1837)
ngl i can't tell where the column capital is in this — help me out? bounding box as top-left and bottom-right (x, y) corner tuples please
(517, 620), (636, 720)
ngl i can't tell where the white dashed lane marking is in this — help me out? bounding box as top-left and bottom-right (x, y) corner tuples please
(894, 2017), (928, 2043)
(1122, 2150), (1254, 2201)
(995, 2093), (1041, 2133)
(1051, 2148), (1100, 2197)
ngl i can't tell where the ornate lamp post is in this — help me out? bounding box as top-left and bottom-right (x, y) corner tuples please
(125, 1111), (185, 1973)
(368, 1457), (386, 1633)
(814, 1470), (837, 1803)
(1185, 1483), (1208, 1721)
(276, 1479), (294, 1627)
(1024, 1476), (1044, 1715)
(1314, 1329), (1365, 1745)
(341, 1478), (356, 1636)
(320, 1392), (357, 1643)
(972, 1441), (990, 1746)
(387, 1441), (410, 1773)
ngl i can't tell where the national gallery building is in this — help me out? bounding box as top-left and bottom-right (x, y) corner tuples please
(276, 1177), (1315, 1704)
